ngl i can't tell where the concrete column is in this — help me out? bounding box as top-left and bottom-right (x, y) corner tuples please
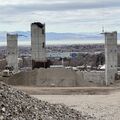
(6, 34), (18, 73)
(31, 22), (48, 69)
(104, 31), (117, 85)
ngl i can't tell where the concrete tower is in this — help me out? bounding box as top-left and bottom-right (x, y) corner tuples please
(31, 22), (48, 69)
(6, 34), (18, 72)
(104, 31), (117, 85)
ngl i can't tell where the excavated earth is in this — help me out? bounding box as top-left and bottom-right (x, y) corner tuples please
(0, 82), (95, 120)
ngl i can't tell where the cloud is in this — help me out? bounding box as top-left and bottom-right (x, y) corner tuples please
(0, 0), (119, 32)
(0, 0), (120, 14)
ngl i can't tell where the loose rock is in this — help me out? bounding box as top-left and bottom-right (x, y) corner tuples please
(0, 82), (95, 120)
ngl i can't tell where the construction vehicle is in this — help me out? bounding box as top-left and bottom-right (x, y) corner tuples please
(2, 66), (13, 77)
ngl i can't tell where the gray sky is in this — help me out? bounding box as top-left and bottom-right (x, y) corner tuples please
(0, 0), (120, 33)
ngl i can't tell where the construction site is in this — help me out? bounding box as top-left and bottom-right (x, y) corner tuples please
(1, 22), (120, 120)
(0, 22), (119, 87)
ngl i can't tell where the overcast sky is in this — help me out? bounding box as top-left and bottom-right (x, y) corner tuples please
(0, 0), (120, 33)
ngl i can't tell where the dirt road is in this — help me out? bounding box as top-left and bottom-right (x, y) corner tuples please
(13, 86), (120, 119)
(33, 91), (120, 120)
(13, 86), (119, 95)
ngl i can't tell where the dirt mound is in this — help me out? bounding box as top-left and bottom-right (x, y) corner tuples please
(0, 82), (95, 120)
(5, 68), (100, 87)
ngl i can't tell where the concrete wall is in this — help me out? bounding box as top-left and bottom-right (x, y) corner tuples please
(77, 71), (105, 86)
(36, 68), (78, 87)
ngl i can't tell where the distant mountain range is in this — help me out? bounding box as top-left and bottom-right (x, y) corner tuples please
(0, 31), (119, 45)
(0, 31), (103, 41)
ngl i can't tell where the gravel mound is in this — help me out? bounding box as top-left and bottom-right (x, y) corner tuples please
(0, 82), (95, 120)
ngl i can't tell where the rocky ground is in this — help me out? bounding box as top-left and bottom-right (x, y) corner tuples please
(33, 92), (120, 120)
(1, 82), (120, 120)
(0, 82), (95, 120)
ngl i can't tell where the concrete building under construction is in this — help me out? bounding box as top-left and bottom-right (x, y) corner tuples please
(104, 31), (118, 85)
(31, 22), (50, 69)
(6, 34), (18, 72)
(2, 30), (119, 87)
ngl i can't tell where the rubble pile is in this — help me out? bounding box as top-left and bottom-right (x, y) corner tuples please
(0, 82), (95, 120)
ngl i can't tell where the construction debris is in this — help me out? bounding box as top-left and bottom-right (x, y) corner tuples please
(0, 82), (95, 120)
